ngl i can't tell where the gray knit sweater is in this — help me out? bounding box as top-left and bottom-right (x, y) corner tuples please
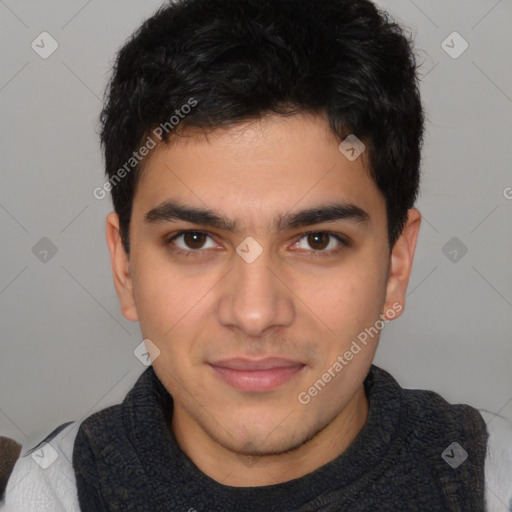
(70, 364), (488, 511)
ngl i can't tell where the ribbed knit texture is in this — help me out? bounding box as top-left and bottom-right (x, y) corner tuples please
(72, 364), (488, 511)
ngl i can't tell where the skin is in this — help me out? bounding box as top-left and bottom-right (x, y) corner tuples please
(106, 112), (421, 486)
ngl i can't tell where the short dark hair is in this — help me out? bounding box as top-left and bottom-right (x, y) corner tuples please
(100, 0), (424, 254)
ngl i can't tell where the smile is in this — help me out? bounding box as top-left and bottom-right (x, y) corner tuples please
(208, 358), (306, 392)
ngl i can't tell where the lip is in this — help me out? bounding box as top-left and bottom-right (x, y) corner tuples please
(209, 357), (306, 392)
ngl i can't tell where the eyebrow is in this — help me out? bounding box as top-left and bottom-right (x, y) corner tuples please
(144, 200), (370, 233)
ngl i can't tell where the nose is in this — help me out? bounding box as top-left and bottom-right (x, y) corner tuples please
(217, 246), (295, 338)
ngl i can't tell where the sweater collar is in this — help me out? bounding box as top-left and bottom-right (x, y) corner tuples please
(123, 363), (404, 510)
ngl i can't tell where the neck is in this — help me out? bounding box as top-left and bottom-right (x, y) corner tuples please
(171, 385), (369, 487)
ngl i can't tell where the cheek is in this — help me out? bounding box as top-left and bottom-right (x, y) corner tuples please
(134, 275), (200, 336)
(130, 248), (190, 336)
(130, 252), (222, 361)
(292, 256), (387, 341)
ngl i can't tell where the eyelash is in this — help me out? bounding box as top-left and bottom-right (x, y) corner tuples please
(164, 230), (350, 258)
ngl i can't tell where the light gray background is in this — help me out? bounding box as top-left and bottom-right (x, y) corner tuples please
(1, 0), (511, 449)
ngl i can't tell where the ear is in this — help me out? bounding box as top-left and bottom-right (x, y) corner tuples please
(382, 208), (421, 320)
(105, 212), (138, 322)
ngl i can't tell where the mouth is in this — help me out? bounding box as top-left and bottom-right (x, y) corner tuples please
(208, 357), (306, 392)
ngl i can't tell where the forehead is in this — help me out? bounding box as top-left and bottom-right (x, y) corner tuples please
(132, 113), (385, 232)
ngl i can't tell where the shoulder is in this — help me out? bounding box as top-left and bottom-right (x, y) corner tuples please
(401, 389), (512, 511)
(389, 377), (489, 456)
(393, 378), (512, 510)
(479, 409), (512, 512)
(0, 421), (81, 512)
(400, 384), (484, 428)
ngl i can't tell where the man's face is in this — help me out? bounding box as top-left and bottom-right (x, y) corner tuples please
(108, 113), (411, 458)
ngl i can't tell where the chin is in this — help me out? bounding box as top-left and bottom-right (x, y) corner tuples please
(218, 417), (311, 456)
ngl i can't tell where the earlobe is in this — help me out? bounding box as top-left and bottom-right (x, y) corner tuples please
(382, 208), (421, 320)
(105, 212), (139, 322)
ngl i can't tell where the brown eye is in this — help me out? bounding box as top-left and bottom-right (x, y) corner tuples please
(293, 231), (349, 257)
(166, 231), (217, 255)
(307, 232), (330, 250)
(182, 232), (208, 249)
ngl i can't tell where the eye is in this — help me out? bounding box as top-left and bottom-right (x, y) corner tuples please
(166, 231), (218, 256)
(293, 232), (348, 256)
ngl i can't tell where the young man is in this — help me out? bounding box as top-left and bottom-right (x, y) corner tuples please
(2, 0), (511, 510)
